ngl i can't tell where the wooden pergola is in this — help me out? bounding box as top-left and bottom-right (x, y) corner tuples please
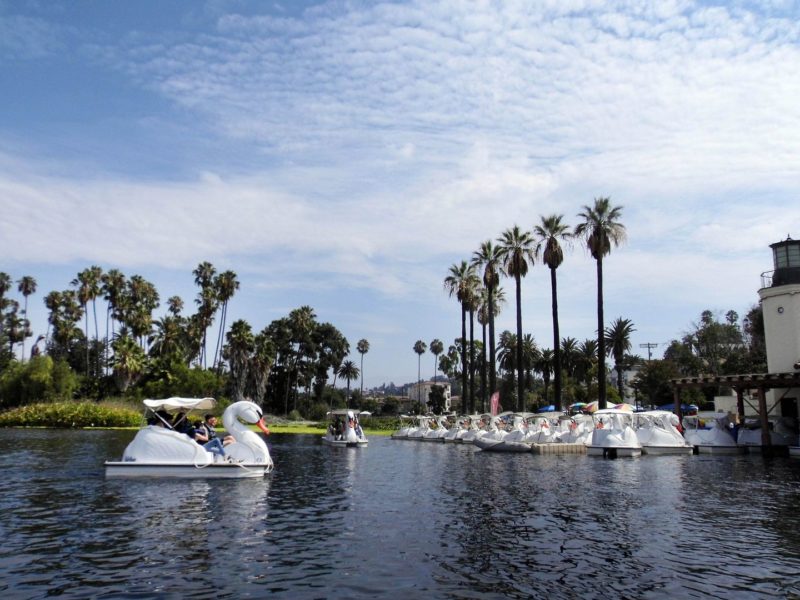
(671, 371), (800, 447)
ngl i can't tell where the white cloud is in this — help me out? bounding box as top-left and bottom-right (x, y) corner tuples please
(2, 0), (800, 383)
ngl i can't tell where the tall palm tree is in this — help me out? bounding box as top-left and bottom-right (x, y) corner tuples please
(213, 270), (239, 371)
(471, 240), (503, 401)
(16, 275), (36, 360)
(72, 268), (101, 375)
(605, 317), (636, 400)
(357, 338), (369, 399)
(193, 261), (217, 367)
(575, 198), (626, 409)
(444, 261), (479, 414)
(497, 225), (536, 412)
(413, 340), (427, 409)
(429, 338), (444, 381)
(533, 214), (572, 411)
(521, 333), (541, 404)
(535, 348), (554, 404)
(576, 338), (598, 387)
(101, 269), (126, 374)
(337, 360), (360, 408)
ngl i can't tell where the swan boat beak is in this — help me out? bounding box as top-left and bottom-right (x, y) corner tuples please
(256, 418), (271, 436)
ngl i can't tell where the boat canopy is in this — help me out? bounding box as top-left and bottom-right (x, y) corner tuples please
(143, 397), (216, 412)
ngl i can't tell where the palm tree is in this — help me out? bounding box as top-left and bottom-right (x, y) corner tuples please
(444, 261), (479, 413)
(535, 348), (554, 404)
(497, 225), (536, 412)
(521, 333), (541, 405)
(16, 275), (36, 360)
(357, 338), (369, 399)
(72, 268), (101, 375)
(101, 269), (126, 373)
(223, 319), (254, 402)
(413, 340), (427, 409)
(576, 338), (598, 386)
(533, 214), (572, 411)
(605, 317), (636, 399)
(166, 296), (184, 316)
(337, 360), (360, 408)
(193, 261), (217, 367)
(472, 240), (503, 401)
(110, 333), (147, 392)
(575, 198), (626, 409)
(213, 270), (239, 371)
(429, 339), (444, 381)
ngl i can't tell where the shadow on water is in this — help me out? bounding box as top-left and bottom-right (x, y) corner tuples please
(2, 430), (800, 598)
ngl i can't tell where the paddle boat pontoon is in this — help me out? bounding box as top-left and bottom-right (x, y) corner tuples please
(322, 409), (369, 447)
(105, 397), (273, 478)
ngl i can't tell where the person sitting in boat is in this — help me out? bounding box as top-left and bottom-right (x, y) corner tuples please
(172, 412), (192, 434)
(193, 418), (226, 458)
(152, 410), (173, 428)
(197, 414), (233, 448)
(354, 416), (364, 438)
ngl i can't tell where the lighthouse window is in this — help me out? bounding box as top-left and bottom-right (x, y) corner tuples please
(789, 244), (800, 267)
(774, 244), (800, 268)
(775, 246), (788, 268)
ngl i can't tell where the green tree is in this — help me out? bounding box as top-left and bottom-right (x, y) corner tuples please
(472, 240), (503, 400)
(605, 317), (636, 399)
(429, 338), (444, 381)
(337, 359), (359, 408)
(193, 261), (218, 367)
(212, 270), (239, 372)
(110, 333), (147, 393)
(427, 384), (447, 414)
(413, 340), (427, 408)
(16, 275), (37, 360)
(224, 319), (254, 402)
(533, 214), (572, 411)
(575, 197), (626, 409)
(444, 261), (479, 414)
(497, 225), (536, 412)
(357, 338), (369, 399)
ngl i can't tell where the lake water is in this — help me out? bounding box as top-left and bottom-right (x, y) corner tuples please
(1, 429), (800, 599)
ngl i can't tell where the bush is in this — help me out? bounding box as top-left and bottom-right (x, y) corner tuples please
(0, 401), (141, 428)
(0, 356), (79, 408)
(306, 402), (330, 421)
(288, 409), (303, 421)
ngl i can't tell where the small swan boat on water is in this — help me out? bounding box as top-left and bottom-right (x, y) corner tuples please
(587, 408), (642, 458)
(105, 397), (273, 478)
(322, 409), (369, 447)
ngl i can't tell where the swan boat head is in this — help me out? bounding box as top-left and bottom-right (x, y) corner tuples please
(222, 400), (273, 465)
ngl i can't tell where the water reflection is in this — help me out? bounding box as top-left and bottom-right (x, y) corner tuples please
(2, 430), (800, 598)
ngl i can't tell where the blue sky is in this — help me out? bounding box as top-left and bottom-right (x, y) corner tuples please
(2, 0), (799, 388)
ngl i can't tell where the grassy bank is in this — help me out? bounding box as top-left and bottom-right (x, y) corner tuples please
(0, 401), (400, 435)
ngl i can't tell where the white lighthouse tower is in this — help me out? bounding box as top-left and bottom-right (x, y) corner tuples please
(757, 236), (800, 420)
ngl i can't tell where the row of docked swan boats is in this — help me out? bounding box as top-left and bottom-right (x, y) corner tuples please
(390, 406), (788, 458)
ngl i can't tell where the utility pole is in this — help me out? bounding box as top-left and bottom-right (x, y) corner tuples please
(640, 342), (658, 361)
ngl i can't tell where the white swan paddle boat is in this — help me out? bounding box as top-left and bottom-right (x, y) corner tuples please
(633, 410), (693, 455)
(105, 397), (273, 478)
(322, 409), (368, 447)
(682, 412), (743, 454)
(587, 408), (642, 458)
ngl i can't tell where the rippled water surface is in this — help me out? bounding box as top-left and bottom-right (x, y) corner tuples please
(2, 430), (800, 599)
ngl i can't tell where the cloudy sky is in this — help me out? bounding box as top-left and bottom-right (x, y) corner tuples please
(1, 0), (799, 387)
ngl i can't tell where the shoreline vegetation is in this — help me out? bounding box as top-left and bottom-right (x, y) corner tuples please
(0, 400), (397, 435)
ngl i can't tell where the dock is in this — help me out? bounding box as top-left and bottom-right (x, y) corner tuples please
(532, 443), (586, 455)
